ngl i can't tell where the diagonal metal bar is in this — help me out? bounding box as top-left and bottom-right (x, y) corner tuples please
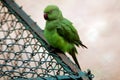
(0, 0), (94, 80)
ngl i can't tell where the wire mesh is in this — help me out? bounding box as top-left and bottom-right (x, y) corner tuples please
(0, 1), (71, 80)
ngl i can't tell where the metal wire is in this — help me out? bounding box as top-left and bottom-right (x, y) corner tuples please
(0, 1), (71, 80)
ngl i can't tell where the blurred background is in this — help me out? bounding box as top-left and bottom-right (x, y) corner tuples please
(15, 0), (120, 80)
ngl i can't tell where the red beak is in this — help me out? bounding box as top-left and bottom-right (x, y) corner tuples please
(44, 13), (48, 20)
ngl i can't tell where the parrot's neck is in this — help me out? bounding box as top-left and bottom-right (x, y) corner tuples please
(47, 16), (63, 22)
(58, 11), (64, 19)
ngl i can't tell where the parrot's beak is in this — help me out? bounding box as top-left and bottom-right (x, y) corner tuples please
(44, 13), (48, 20)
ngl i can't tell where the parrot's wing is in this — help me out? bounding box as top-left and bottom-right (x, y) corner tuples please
(56, 19), (81, 46)
(57, 18), (87, 48)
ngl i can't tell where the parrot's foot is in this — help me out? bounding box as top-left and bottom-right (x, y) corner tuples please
(50, 48), (62, 53)
(49, 48), (56, 53)
(47, 45), (55, 53)
(54, 48), (63, 53)
(48, 45), (62, 53)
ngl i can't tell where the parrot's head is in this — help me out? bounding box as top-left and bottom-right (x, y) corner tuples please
(44, 5), (63, 21)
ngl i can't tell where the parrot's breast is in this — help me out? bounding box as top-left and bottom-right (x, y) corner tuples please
(44, 29), (63, 47)
(44, 29), (72, 53)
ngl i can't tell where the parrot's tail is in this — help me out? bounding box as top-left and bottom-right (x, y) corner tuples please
(78, 40), (88, 49)
(75, 40), (88, 49)
(69, 47), (81, 69)
(80, 42), (88, 49)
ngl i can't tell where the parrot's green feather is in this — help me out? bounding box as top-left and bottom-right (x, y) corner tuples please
(57, 18), (82, 47)
(44, 5), (87, 69)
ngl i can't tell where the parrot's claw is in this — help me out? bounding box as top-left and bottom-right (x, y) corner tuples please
(49, 48), (56, 53)
(48, 46), (62, 53)
(47, 45), (55, 53)
(50, 48), (62, 53)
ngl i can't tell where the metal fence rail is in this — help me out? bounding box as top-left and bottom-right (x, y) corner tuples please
(0, 0), (94, 80)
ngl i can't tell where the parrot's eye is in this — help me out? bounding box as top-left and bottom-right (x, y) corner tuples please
(49, 10), (53, 14)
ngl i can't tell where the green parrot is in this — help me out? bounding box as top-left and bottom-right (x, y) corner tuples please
(43, 5), (87, 69)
